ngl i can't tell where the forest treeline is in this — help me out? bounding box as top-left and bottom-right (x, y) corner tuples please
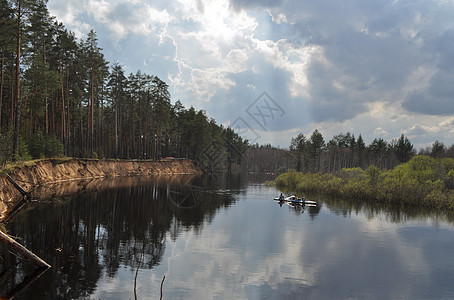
(284, 129), (454, 173)
(0, 0), (247, 169)
(245, 129), (454, 174)
(273, 130), (454, 210)
(274, 155), (454, 210)
(1, 0), (453, 174)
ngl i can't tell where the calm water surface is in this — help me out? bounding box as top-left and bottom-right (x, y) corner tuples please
(2, 173), (454, 299)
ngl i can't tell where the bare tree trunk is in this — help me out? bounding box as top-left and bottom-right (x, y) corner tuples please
(0, 50), (4, 131)
(13, 0), (22, 159)
(60, 66), (65, 141)
(131, 96), (135, 158)
(66, 70), (70, 156)
(0, 230), (51, 268)
(79, 100), (83, 156)
(43, 39), (48, 135)
(10, 60), (14, 130)
(115, 97), (118, 158)
(100, 85), (103, 157)
(90, 68), (94, 156)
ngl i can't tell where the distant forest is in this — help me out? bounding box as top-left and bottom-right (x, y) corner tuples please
(1, 0), (452, 173)
(246, 130), (454, 173)
(0, 0), (248, 169)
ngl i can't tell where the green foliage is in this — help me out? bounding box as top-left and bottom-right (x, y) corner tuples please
(392, 134), (414, 163)
(275, 169), (303, 192)
(275, 155), (454, 210)
(18, 137), (32, 161)
(27, 132), (64, 159)
(340, 167), (365, 180)
(446, 169), (454, 189)
(431, 141), (446, 158)
(366, 165), (380, 186)
(0, 131), (13, 166)
(289, 133), (307, 172)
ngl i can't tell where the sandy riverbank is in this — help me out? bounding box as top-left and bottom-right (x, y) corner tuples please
(0, 158), (203, 220)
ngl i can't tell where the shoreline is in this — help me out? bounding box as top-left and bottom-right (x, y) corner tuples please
(0, 158), (204, 221)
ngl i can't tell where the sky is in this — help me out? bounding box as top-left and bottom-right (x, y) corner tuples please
(47, 0), (454, 150)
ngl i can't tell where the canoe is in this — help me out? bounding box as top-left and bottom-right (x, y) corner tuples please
(274, 195), (317, 205)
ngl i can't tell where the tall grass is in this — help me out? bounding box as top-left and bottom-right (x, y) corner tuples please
(274, 156), (454, 210)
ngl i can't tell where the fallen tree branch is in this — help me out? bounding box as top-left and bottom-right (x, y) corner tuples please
(0, 230), (50, 269)
(160, 275), (165, 300)
(134, 254), (143, 300)
(5, 174), (29, 198)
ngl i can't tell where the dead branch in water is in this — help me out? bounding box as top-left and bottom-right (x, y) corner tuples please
(5, 174), (29, 198)
(160, 275), (166, 300)
(0, 266), (48, 300)
(0, 230), (50, 269)
(134, 254), (143, 300)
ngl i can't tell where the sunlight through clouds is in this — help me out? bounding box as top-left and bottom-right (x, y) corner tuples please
(48, 0), (454, 148)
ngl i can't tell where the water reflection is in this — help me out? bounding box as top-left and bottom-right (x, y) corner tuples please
(1, 173), (454, 299)
(276, 201), (321, 219)
(312, 193), (454, 224)
(1, 174), (242, 299)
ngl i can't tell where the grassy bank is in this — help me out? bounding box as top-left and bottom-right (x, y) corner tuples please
(274, 155), (454, 210)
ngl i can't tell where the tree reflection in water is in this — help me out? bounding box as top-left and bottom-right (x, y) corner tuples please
(0, 174), (238, 299)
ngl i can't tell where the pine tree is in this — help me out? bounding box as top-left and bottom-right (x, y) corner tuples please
(394, 134), (414, 163)
(289, 133), (306, 172)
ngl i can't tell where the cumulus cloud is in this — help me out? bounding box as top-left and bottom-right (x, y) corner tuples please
(47, 0), (454, 148)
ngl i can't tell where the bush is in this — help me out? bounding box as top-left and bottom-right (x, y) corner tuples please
(45, 135), (64, 158)
(340, 167), (365, 181)
(18, 136), (32, 161)
(274, 156), (454, 210)
(27, 132), (64, 159)
(274, 170), (303, 192)
(0, 131), (13, 166)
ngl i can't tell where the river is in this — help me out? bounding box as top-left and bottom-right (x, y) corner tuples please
(1, 173), (454, 299)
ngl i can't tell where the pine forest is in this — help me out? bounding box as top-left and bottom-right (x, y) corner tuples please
(1, 0), (454, 173)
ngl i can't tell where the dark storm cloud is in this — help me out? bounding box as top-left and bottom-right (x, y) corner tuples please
(304, 59), (368, 123)
(403, 30), (454, 115)
(403, 85), (454, 116)
(230, 0), (454, 123)
(434, 30), (454, 72)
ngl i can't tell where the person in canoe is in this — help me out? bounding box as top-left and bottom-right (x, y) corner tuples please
(279, 193), (284, 200)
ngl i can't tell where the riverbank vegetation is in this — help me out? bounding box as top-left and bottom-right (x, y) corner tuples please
(274, 155), (454, 210)
(0, 0), (247, 171)
(2, 1), (454, 175)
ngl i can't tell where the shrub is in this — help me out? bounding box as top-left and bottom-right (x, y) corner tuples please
(45, 135), (64, 158)
(340, 167), (365, 181)
(27, 131), (64, 159)
(274, 156), (454, 210)
(18, 136), (32, 161)
(0, 131), (13, 166)
(275, 170), (299, 191)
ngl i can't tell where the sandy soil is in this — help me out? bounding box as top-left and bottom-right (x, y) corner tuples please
(0, 158), (203, 220)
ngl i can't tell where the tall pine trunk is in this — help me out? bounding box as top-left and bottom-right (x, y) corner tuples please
(0, 50), (4, 130)
(66, 68), (70, 156)
(100, 85), (103, 157)
(114, 96), (118, 158)
(90, 67), (94, 157)
(60, 66), (65, 143)
(13, 0), (22, 159)
(131, 96), (134, 158)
